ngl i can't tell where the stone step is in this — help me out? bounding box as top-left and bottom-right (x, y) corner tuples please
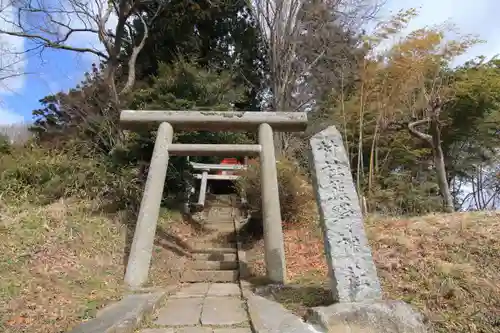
(192, 246), (237, 254)
(204, 220), (236, 225)
(193, 252), (237, 261)
(203, 225), (237, 233)
(182, 270), (239, 283)
(190, 260), (238, 270)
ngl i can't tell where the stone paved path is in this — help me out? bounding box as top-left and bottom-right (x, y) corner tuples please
(139, 195), (252, 333)
(182, 195), (241, 284)
(139, 283), (252, 333)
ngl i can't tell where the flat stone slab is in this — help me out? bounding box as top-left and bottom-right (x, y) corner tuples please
(201, 297), (248, 326)
(176, 328), (213, 333)
(306, 300), (428, 333)
(172, 283), (210, 298)
(69, 291), (166, 333)
(155, 297), (204, 326)
(193, 253), (237, 261)
(190, 260), (238, 271)
(245, 292), (316, 333)
(207, 283), (241, 297)
(182, 270), (238, 283)
(141, 327), (251, 333)
(213, 329), (252, 333)
(192, 245), (238, 254)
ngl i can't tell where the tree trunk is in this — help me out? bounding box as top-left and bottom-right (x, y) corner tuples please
(408, 103), (455, 213)
(432, 144), (455, 212)
(430, 117), (455, 213)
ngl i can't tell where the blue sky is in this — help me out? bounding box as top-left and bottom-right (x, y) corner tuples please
(1, 0), (500, 125)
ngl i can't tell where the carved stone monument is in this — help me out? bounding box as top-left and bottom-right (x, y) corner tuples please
(309, 125), (382, 303)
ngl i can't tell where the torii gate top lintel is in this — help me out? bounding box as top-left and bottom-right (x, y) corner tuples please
(120, 110), (308, 132)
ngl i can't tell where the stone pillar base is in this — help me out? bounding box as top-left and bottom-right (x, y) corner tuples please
(306, 300), (428, 333)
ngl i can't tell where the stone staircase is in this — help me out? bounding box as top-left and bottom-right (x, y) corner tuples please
(137, 194), (254, 333)
(182, 195), (242, 284)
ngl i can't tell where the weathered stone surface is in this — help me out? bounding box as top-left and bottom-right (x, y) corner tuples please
(213, 328), (253, 333)
(201, 297), (247, 325)
(204, 224), (238, 233)
(306, 301), (428, 333)
(309, 126), (382, 303)
(155, 297), (203, 326)
(176, 328), (213, 333)
(171, 283), (210, 298)
(69, 291), (166, 333)
(245, 292), (316, 333)
(139, 329), (174, 333)
(207, 283), (241, 297)
(192, 252), (237, 261)
(191, 260), (238, 271)
(259, 122), (286, 284)
(182, 270), (238, 283)
(207, 207), (234, 222)
(191, 247), (237, 254)
(124, 122), (173, 288)
(192, 243), (237, 252)
(120, 110), (308, 132)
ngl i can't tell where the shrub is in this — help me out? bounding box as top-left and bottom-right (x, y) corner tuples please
(0, 133), (11, 154)
(0, 146), (141, 210)
(365, 173), (444, 215)
(236, 157), (316, 225)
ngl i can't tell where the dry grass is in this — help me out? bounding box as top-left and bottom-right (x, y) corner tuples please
(367, 211), (500, 333)
(0, 199), (192, 333)
(247, 211), (500, 332)
(236, 158), (317, 224)
(246, 220), (331, 316)
(148, 209), (201, 286)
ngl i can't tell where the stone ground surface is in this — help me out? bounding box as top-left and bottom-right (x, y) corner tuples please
(139, 196), (253, 333)
(139, 283), (253, 333)
(181, 195), (241, 284)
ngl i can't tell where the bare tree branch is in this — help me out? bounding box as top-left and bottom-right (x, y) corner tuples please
(407, 118), (432, 144)
(121, 12), (147, 95)
(0, 27), (110, 58)
(0, 0), (165, 102)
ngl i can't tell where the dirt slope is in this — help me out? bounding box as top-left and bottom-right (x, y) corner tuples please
(247, 211), (500, 333)
(0, 199), (197, 333)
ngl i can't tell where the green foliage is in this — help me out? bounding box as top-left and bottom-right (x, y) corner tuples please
(236, 158), (316, 225)
(366, 172), (443, 215)
(121, 60), (253, 195)
(17, 3), (499, 217)
(26, 58), (253, 203)
(131, 0), (267, 110)
(443, 59), (500, 175)
(315, 14), (500, 214)
(130, 60), (245, 111)
(0, 134), (11, 154)
(0, 146), (141, 209)
(31, 63), (120, 155)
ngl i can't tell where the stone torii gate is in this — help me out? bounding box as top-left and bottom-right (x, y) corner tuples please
(120, 110), (307, 288)
(189, 161), (248, 209)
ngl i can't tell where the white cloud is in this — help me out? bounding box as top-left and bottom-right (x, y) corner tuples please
(0, 107), (24, 124)
(0, 0), (120, 97)
(0, 2), (26, 95)
(380, 0), (500, 64)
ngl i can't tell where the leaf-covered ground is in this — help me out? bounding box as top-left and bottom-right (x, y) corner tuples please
(0, 199), (196, 333)
(247, 211), (500, 333)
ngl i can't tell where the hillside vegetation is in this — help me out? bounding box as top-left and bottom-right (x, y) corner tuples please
(0, 2), (499, 333)
(246, 211), (500, 333)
